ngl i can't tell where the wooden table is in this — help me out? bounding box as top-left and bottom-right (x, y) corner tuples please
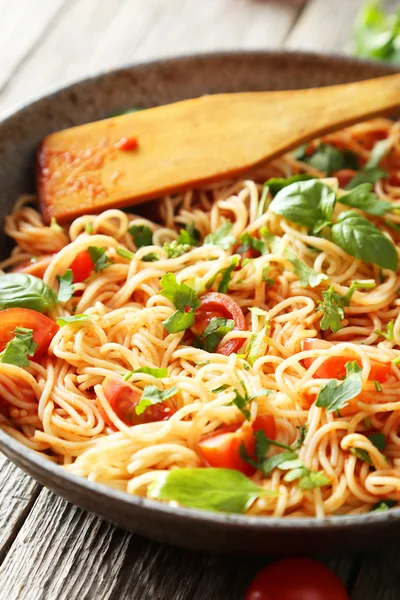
(1, 1), (400, 598)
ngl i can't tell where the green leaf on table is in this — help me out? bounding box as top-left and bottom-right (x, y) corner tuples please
(149, 468), (277, 513)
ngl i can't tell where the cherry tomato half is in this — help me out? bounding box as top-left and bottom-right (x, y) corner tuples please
(69, 250), (94, 283)
(0, 308), (58, 360)
(198, 414), (276, 475)
(101, 376), (175, 428)
(332, 169), (356, 189)
(245, 558), (349, 600)
(195, 292), (247, 355)
(302, 338), (390, 383)
(13, 254), (54, 279)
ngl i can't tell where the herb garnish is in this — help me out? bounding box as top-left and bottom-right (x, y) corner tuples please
(128, 224), (153, 248)
(196, 317), (234, 352)
(204, 221), (236, 249)
(87, 246), (112, 272)
(160, 273), (200, 333)
(285, 250), (327, 288)
(374, 320), (395, 341)
(0, 327), (38, 368)
(318, 281), (375, 332)
(0, 273), (58, 314)
(56, 270), (74, 302)
(350, 432), (386, 466)
(316, 361), (363, 413)
(135, 384), (178, 416)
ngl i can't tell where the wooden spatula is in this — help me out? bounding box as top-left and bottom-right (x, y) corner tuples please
(38, 73), (400, 224)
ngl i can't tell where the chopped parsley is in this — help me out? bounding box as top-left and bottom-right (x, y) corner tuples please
(56, 269), (74, 302)
(128, 224), (153, 248)
(0, 327), (38, 368)
(160, 273), (200, 333)
(87, 246), (112, 272)
(204, 221), (236, 250)
(316, 361), (363, 413)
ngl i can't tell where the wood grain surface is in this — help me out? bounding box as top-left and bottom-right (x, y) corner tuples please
(1, 1), (399, 599)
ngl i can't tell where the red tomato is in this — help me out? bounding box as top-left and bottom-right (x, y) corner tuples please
(302, 338), (390, 383)
(198, 415), (276, 475)
(69, 250), (93, 283)
(198, 423), (256, 476)
(333, 168), (356, 188)
(245, 558), (349, 600)
(0, 308), (58, 360)
(101, 376), (175, 427)
(196, 292), (247, 355)
(13, 255), (54, 279)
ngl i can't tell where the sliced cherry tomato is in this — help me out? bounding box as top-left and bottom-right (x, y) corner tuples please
(101, 376), (175, 427)
(333, 168), (356, 188)
(13, 254), (54, 279)
(245, 558), (349, 600)
(198, 415), (276, 475)
(195, 292), (246, 355)
(69, 250), (94, 283)
(302, 338), (390, 383)
(0, 308), (58, 360)
(198, 423), (256, 476)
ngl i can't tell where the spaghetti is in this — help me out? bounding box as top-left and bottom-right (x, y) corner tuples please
(1, 117), (400, 517)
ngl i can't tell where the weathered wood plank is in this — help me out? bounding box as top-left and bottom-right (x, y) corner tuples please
(0, 487), (357, 600)
(351, 550), (400, 600)
(285, 0), (399, 53)
(0, 0), (66, 93)
(0, 454), (40, 563)
(0, 0), (301, 114)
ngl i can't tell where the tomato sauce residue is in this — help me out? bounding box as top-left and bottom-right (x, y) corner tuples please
(114, 136), (139, 151)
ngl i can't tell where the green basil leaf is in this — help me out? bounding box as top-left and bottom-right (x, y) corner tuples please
(316, 361), (363, 413)
(269, 180), (336, 234)
(331, 211), (398, 271)
(265, 174), (314, 196)
(204, 221), (236, 250)
(162, 309), (195, 333)
(149, 468), (277, 513)
(128, 224), (153, 248)
(0, 327), (38, 368)
(56, 269), (74, 302)
(369, 499), (397, 512)
(338, 183), (391, 216)
(366, 138), (393, 169)
(87, 246), (112, 272)
(0, 273), (58, 313)
(199, 317), (234, 352)
(160, 273), (200, 312)
(135, 384), (178, 416)
(305, 144), (358, 174)
(125, 367), (168, 380)
(261, 451), (298, 477)
(345, 167), (388, 190)
(285, 250), (327, 288)
(57, 314), (90, 326)
(177, 222), (201, 246)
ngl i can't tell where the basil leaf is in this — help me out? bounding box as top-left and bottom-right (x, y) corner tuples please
(366, 138), (392, 169)
(316, 361), (363, 413)
(135, 384), (178, 416)
(285, 250), (327, 288)
(354, 1), (400, 63)
(331, 211), (398, 271)
(338, 183), (391, 216)
(87, 246), (112, 272)
(269, 180), (336, 234)
(369, 499), (397, 512)
(56, 270), (74, 302)
(0, 327), (38, 368)
(125, 367), (168, 380)
(345, 167), (388, 190)
(57, 314), (90, 326)
(305, 144), (358, 174)
(160, 273), (200, 312)
(149, 468), (276, 513)
(163, 309), (195, 333)
(265, 174), (313, 196)
(177, 222), (201, 246)
(128, 224), (153, 248)
(0, 273), (58, 314)
(199, 317), (234, 352)
(204, 222), (236, 250)
(261, 451), (298, 477)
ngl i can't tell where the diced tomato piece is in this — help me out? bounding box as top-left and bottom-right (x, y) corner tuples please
(333, 169), (356, 188)
(69, 250), (93, 283)
(195, 292), (247, 355)
(302, 338), (390, 383)
(0, 308), (58, 360)
(101, 376), (175, 427)
(13, 255), (54, 279)
(198, 415), (276, 475)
